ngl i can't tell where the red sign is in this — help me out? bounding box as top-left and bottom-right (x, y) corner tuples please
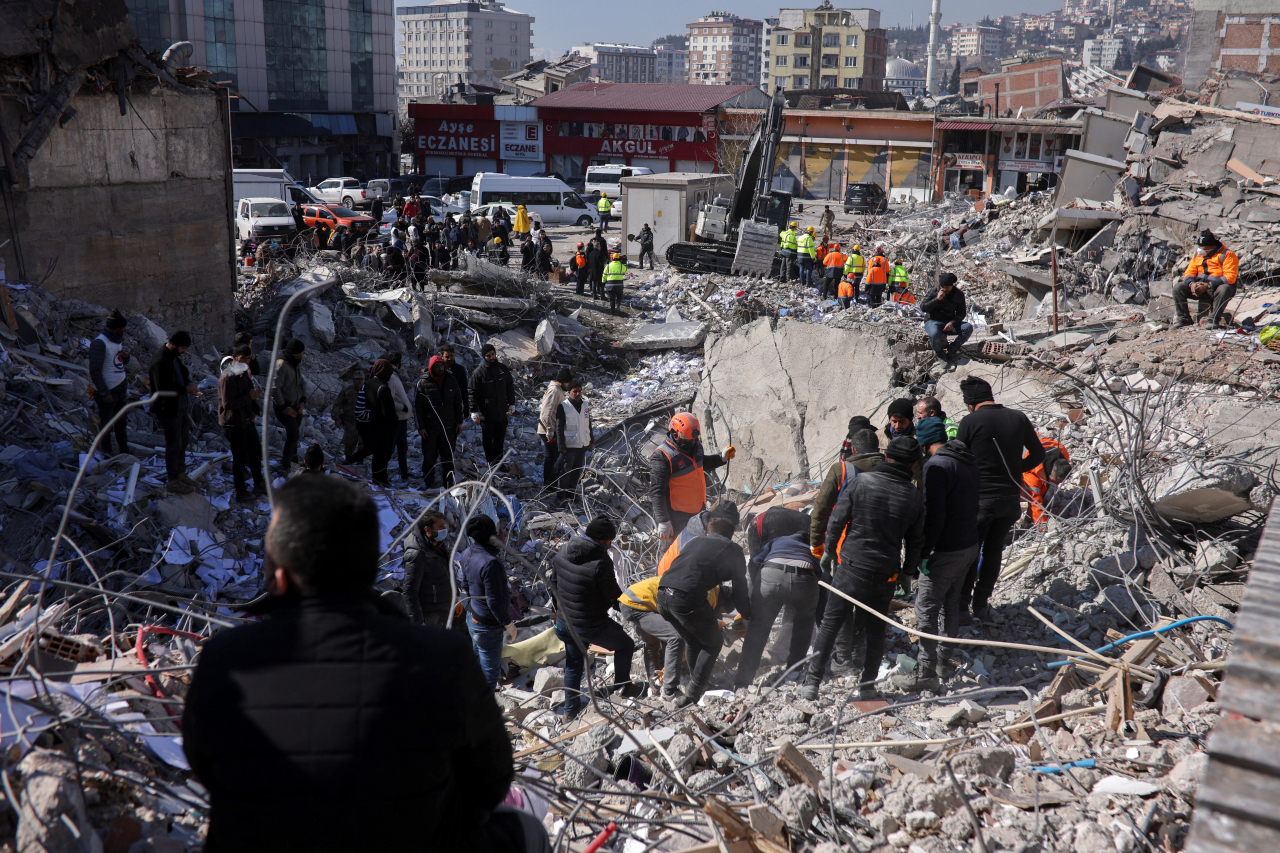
(416, 119), (499, 157)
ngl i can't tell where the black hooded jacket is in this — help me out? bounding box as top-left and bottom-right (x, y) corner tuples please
(921, 440), (982, 556)
(955, 403), (1045, 505)
(402, 525), (453, 620)
(825, 460), (924, 577)
(550, 536), (620, 630)
(920, 285), (968, 324)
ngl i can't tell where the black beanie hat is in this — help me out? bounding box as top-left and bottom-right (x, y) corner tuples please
(556, 367), (572, 383)
(887, 398), (914, 420)
(708, 499), (741, 528)
(481, 343), (496, 355)
(106, 309), (127, 329)
(960, 376), (995, 405)
(885, 436), (921, 464)
(1198, 229), (1221, 248)
(850, 428), (880, 453)
(168, 330), (192, 347)
(285, 339), (305, 355)
(304, 444), (324, 468)
(938, 272), (958, 288)
(585, 516), (617, 541)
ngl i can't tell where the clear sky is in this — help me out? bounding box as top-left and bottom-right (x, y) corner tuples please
(509, 0), (1065, 57)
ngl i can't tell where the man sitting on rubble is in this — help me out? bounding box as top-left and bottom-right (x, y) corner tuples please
(648, 413), (735, 540)
(550, 516), (644, 716)
(1175, 229), (1238, 329)
(920, 273), (973, 363)
(657, 515), (753, 707)
(914, 396), (958, 440)
(803, 437), (924, 701)
(183, 477), (540, 852)
(734, 529), (821, 691)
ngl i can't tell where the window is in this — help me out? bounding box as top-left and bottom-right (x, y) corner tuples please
(485, 33), (491, 40)
(774, 75), (787, 89)
(796, 34), (811, 46)
(485, 19), (491, 27)
(844, 55), (857, 66)
(846, 34), (858, 46)
(485, 46), (492, 54)
(821, 75), (837, 88)
(821, 54), (838, 67)
(822, 34), (839, 47)
(510, 21), (516, 28)
(776, 34), (788, 45)
(793, 54), (809, 67)
(510, 34), (516, 42)
(774, 55), (787, 66)
(510, 48), (516, 55)
(842, 77), (858, 87)
(793, 75), (809, 87)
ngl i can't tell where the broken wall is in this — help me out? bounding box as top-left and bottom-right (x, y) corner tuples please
(0, 87), (235, 341)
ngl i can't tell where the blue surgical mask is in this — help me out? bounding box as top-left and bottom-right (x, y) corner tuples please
(436, 528), (448, 542)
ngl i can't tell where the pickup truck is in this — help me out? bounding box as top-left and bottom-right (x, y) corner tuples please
(308, 177), (367, 209)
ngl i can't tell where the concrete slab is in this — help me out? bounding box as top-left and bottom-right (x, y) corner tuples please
(488, 328), (540, 366)
(619, 321), (707, 350)
(433, 294), (535, 311)
(1035, 331), (1095, 350)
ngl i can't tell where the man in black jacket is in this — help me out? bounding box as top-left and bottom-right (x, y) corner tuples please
(416, 355), (464, 488)
(149, 330), (200, 494)
(217, 345), (265, 501)
(365, 359), (399, 487)
(955, 376), (1045, 623)
(919, 273), (973, 363)
(401, 509), (453, 626)
(587, 231), (608, 300)
(439, 343), (469, 412)
(894, 418), (980, 692)
(657, 517), (752, 707)
(550, 516), (641, 716)
(469, 343), (516, 467)
(183, 476), (538, 853)
(803, 437), (924, 701)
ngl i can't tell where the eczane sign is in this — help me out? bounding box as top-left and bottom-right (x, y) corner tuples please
(416, 119), (498, 156)
(500, 122), (542, 160)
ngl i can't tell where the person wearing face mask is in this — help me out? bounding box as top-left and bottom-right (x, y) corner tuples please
(648, 413), (735, 541)
(468, 343), (517, 468)
(401, 509), (455, 626)
(456, 514), (517, 689)
(1175, 230), (1239, 329)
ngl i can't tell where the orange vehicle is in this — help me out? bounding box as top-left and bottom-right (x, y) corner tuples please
(300, 204), (376, 237)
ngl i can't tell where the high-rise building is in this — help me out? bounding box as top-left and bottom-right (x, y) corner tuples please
(769, 6), (887, 92)
(953, 25), (1005, 59)
(1082, 34), (1133, 69)
(395, 0), (534, 110)
(761, 16), (779, 90)
(686, 12), (765, 86)
(570, 44), (657, 83)
(654, 43), (689, 83)
(127, 0), (397, 180)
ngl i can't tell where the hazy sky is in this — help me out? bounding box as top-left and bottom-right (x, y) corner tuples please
(509, 0), (1064, 57)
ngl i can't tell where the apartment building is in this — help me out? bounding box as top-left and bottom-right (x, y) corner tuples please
(1082, 34), (1133, 69)
(395, 0), (534, 109)
(686, 13), (765, 86)
(953, 25), (1004, 59)
(654, 43), (689, 83)
(570, 43), (657, 83)
(761, 17), (780, 89)
(769, 6), (886, 92)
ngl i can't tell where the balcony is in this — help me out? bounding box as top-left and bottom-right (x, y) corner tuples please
(821, 54), (839, 68)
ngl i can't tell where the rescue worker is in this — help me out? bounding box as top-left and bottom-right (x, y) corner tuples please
(821, 241), (847, 301)
(597, 194), (613, 232)
(332, 366), (368, 464)
(637, 224), (656, 270)
(88, 309), (131, 455)
(842, 244), (865, 302)
(469, 343), (516, 468)
(920, 273), (973, 363)
(538, 367), (571, 492)
(888, 259), (913, 303)
(838, 276), (856, 310)
(647, 413), (735, 540)
(657, 501), (741, 579)
(572, 242), (590, 295)
(603, 251), (627, 315)
(554, 379), (592, 497)
(914, 396), (958, 440)
(797, 226), (817, 288)
(1175, 229), (1239, 328)
(778, 221), (799, 281)
(864, 245), (891, 307)
(733, 530), (822, 690)
(1022, 434), (1071, 525)
(485, 234), (509, 265)
(619, 575), (712, 701)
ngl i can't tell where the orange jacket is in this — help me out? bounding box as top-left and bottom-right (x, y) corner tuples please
(1022, 436), (1068, 524)
(573, 252), (588, 268)
(824, 251), (847, 270)
(654, 439), (707, 515)
(1184, 247), (1238, 285)
(865, 254), (890, 285)
(815, 244), (828, 264)
(838, 279), (855, 298)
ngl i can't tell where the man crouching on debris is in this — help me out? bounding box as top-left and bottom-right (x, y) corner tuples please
(803, 437), (924, 702)
(183, 477), (543, 852)
(1175, 229), (1238, 329)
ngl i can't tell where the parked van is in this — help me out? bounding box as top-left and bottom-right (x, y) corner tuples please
(235, 197), (297, 244)
(469, 174), (598, 226)
(584, 164), (654, 199)
(232, 169), (321, 209)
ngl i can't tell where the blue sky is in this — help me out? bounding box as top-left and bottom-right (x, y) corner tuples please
(511, 0), (1064, 57)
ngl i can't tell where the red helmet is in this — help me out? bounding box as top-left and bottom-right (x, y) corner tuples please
(669, 413), (701, 442)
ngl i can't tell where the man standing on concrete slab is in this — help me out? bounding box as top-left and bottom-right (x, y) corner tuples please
(648, 413), (734, 540)
(803, 437), (924, 701)
(538, 367), (571, 492)
(734, 530), (821, 690)
(920, 273), (973, 362)
(332, 366), (368, 464)
(550, 516), (643, 717)
(271, 339), (307, 473)
(1175, 229), (1238, 329)
(893, 418), (980, 693)
(89, 309), (131, 454)
(415, 355), (464, 489)
(218, 345), (266, 502)
(149, 330), (199, 494)
(385, 352), (413, 483)
(955, 376), (1045, 623)
(657, 516), (752, 707)
(554, 380), (592, 498)
(469, 343), (516, 469)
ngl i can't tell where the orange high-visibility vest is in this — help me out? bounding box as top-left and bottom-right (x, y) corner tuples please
(1022, 436), (1069, 524)
(1183, 247), (1239, 285)
(838, 279), (855, 298)
(656, 526), (699, 576)
(655, 439), (707, 515)
(824, 251), (847, 270)
(865, 255), (890, 285)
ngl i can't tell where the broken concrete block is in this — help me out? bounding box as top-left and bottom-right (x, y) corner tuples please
(410, 297), (436, 353)
(488, 328), (540, 366)
(128, 315), (169, 354)
(1089, 546), (1157, 586)
(903, 810), (940, 831)
(619, 321), (707, 351)
(950, 748), (1015, 782)
(307, 301), (335, 347)
(1162, 676), (1212, 716)
(1152, 460), (1257, 523)
(534, 318), (555, 356)
(929, 704), (969, 727)
(777, 783), (818, 836)
(1193, 541), (1240, 575)
(16, 750), (103, 853)
(1095, 584), (1144, 619)
(958, 699), (986, 723)
(551, 313), (589, 337)
(531, 666), (563, 695)
(347, 315), (388, 339)
(666, 732), (699, 776)
(1074, 820), (1115, 853)
(1166, 751), (1208, 803)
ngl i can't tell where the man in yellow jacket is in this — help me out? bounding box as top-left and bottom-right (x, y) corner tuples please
(778, 221), (799, 282)
(597, 194), (613, 232)
(1175, 229), (1239, 328)
(842, 244), (865, 302)
(603, 252), (627, 315)
(797, 226), (817, 287)
(618, 575), (718, 700)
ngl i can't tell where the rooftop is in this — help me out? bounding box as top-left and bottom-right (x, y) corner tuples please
(528, 82), (766, 112)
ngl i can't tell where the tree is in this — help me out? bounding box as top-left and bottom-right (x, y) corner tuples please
(652, 33), (689, 50)
(948, 58), (961, 95)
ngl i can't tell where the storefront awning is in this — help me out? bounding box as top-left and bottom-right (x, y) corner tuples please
(935, 121), (993, 131)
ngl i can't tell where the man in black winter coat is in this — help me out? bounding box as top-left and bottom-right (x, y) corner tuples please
(955, 376), (1044, 622)
(365, 359), (399, 487)
(803, 437), (924, 701)
(149, 330), (200, 493)
(401, 510), (454, 626)
(183, 476), (539, 853)
(919, 273), (973, 362)
(439, 343), (469, 412)
(217, 345), (265, 501)
(469, 343), (516, 466)
(416, 355), (464, 488)
(658, 517), (753, 706)
(586, 231), (608, 300)
(550, 516), (640, 716)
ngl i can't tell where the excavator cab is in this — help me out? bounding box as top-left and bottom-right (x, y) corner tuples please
(759, 191), (793, 232)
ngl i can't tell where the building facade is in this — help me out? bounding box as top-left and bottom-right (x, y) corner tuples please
(570, 44), (657, 83)
(762, 16), (780, 90)
(1082, 35), (1133, 69)
(395, 0), (534, 110)
(973, 58), (1070, 116)
(769, 6), (886, 92)
(953, 25), (1005, 59)
(654, 44), (689, 83)
(127, 0), (397, 181)
(686, 13), (765, 86)
(1182, 0), (1280, 86)
(934, 115), (1082, 198)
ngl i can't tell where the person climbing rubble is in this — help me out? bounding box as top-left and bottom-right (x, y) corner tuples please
(416, 355), (465, 489)
(332, 366), (368, 464)
(1022, 433), (1072, 526)
(919, 273), (973, 363)
(182, 477), (537, 851)
(538, 367), (571, 492)
(550, 516), (643, 716)
(892, 417), (980, 693)
(149, 329), (199, 494)
(554, 379), (593, 497)
(1175, 229), (1239, 329)
(734, 529), (821, 691)
(657, 515), (752, 707)
(88, 309), (131, 455)
(804, 436), (924, 701)
(469, 343), (517, 470)
(914, 396), (957, 440)
(955, 376), (1045, 623)
(217, 344), (266, 502)
(648, 413), (734, 540)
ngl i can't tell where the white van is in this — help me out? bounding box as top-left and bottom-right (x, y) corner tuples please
(232, 168), (322, 209)
(585, 164), (654, 199)
(469, 174), (598, 226)
(235, 197), (297, 244)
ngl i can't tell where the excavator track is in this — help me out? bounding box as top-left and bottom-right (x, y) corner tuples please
(665, 241), (783, 278)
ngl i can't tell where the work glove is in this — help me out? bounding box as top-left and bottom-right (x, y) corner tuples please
(819, 553), (834, 578)
(471, 413), (482, 424)
(919, 558), (930, 577)
(811, 544), (824, 559)
(657, 521), (674, 538)
(722, 445), (736, 460)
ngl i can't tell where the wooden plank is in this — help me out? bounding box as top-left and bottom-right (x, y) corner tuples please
(0, 580), (30, 627)
(1228, 158), (1266, 184)
(704, 798), (752, 839)
(774, 740), (822, 792)
(747, 805), (786, 845)
(882, 752), (937, 781)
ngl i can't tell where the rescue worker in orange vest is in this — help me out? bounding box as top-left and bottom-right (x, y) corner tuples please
(821, 241), (847, 300)
(864, 245), (891, 307)
(838, 276), (857, 310)
(648, 413), (735, 540)
(1175, 229), (1239, 328)
(572, 242), (590, 295)
(1022, 436), (1071, 525)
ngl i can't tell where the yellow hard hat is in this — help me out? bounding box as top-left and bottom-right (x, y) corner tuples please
(494, 237), (503, 244)
(806, 226), (815, 233)
(789, 221), (798, 228)
(611, 252), (621, 259)
(853, 244), (861, 251)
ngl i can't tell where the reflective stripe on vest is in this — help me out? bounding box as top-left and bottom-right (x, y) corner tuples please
(824, 251), (846, 269)
(779, 230), (798, 251)
(621, 576), (660, 611)
(844, 253), (864, 275)
(865, 256), (889, 284)
(658, 439), (707, 514)
(889, 267), (909, 285)
(597, 196), (612, 212)
(838, 279), (854, 298)
(796, 233), (816, 258)
(560, 399), (590, 449)
(603, 260), (626, 282)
